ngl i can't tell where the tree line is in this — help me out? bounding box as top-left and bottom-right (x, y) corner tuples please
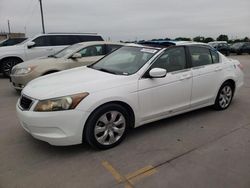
(122, 35), (250, 44)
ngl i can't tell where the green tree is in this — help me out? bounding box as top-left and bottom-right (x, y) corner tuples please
(193, 36), (205, 42)
(217, 34), (228, 42)
(175, 37), (191, 41)
(204, 37), (214, 43)
(243, 37), (250, 42)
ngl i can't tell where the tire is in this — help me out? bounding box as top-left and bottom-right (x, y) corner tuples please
(83, 103), (130, 149)
(213, 82), (234, 110)
(1, 58), (22, 77)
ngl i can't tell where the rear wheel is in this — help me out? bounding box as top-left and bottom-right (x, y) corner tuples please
(83, 103), (130, 149)
(213, 82), (234, 110)
(1, 58), (22, 77)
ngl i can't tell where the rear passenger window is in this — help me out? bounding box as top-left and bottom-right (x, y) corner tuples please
(210, 50), (219, 63)
(50, 35), (79, 46)
(151, 47), (186, 72)
(79, 36), (103, 42)
(189, 47), (213, 67)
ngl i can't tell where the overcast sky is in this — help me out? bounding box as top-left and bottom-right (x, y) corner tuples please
(0, 0), (249, 41)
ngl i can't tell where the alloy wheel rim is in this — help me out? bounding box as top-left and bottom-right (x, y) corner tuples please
(94, 111), (126, 145)
(3, 61), (15, 75)
(219, 86), (232, 108)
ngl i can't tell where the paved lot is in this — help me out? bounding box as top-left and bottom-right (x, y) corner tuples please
(0, 55), (250, 188)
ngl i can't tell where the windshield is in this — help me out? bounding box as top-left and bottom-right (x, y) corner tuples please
(91, 46), (158, 75)
(53, 43), (82, 58)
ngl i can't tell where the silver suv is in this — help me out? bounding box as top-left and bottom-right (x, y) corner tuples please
(0, 33), (103, 76)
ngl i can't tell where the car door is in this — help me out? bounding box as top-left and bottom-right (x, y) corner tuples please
(189, 46), (223, 107)
(138, 46), (192, 122)
(70, 45), (106, 68)
(25, 36), (56, 60)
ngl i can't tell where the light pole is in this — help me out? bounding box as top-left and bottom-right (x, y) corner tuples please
(38, 0), (45, 34)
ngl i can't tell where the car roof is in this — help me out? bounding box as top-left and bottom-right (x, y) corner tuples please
(44, 33), (99, 36)
(76, 41), (124, 46)
(208, 41), (227, 44)
(125, 41), (211, 50)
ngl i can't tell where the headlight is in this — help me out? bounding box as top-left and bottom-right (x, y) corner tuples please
(14, 66), (36, 75)
(34, 92), (89, 112)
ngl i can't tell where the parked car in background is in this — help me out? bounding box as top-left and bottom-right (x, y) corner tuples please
(10, 41), (123, 90)
(208, 41), (230, 56)
(0, 38), (27, 47)
(0, 33), (103, 76)
(138, 40), (191, 47)
(230, 42), (250, 55)
(16, 43), (243, 149)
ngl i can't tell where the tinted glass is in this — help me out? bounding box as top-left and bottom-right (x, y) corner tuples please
(106, 45), (122, 53)
(79, 35), (103, 42)
(33, 36), (52, 47)
(78, 45), (105, 57)
(151, 47), (186, 72)
(189, 46), (213, 67)
(50, 35), (79, 46)
(210, 50), (219, 63)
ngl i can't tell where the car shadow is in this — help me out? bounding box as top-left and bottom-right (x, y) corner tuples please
(25, 106), (215, 156)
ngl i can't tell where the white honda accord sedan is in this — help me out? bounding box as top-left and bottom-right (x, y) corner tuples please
(16, 43), (244, 149)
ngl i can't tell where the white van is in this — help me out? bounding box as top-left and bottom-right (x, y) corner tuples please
(0, 33), (103, 76)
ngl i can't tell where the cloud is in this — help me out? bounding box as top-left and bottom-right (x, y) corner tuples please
(0, 0), (249, 41)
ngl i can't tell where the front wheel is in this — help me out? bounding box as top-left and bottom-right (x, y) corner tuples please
(1, 58), (22, 77)
(83, 104), (130, 149)
(213, 82), (234, 110)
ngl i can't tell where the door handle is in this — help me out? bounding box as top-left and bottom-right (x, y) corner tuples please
(179, 74), (192, 80)
(46, 48), (53, 51)
(215, 66), (222, 71)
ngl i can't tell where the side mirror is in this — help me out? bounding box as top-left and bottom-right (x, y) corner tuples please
(149, 68), (167, 78)
(71, 53), (82, 59)
(27, 41), (35, 49)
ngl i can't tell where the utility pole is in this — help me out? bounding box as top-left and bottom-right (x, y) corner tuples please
(7, 20), (11, 34)
(38, 0), (45, 34)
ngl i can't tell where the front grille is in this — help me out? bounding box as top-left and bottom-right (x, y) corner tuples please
(20, 95), (33, 110)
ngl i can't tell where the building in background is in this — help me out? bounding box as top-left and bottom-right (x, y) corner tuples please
(0, 32), (25, 41)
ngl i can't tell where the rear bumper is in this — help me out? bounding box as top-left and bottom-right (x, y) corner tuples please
(16, 103), (91, 146)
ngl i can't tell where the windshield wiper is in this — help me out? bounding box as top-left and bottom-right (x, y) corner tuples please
(98, 68), (118, 75)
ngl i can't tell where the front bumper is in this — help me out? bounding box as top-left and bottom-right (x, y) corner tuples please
(10, 72), (36, 90)
(16, 101), (91, 146)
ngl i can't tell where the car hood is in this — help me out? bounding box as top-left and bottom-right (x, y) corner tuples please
(14, 57), (64, 68)
(22, 67), (136, 100)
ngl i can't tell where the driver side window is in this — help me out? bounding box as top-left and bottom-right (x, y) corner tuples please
(151, 47), (187, 72)
(32, 36), (51, 47)
(78, 45), (105, 57)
